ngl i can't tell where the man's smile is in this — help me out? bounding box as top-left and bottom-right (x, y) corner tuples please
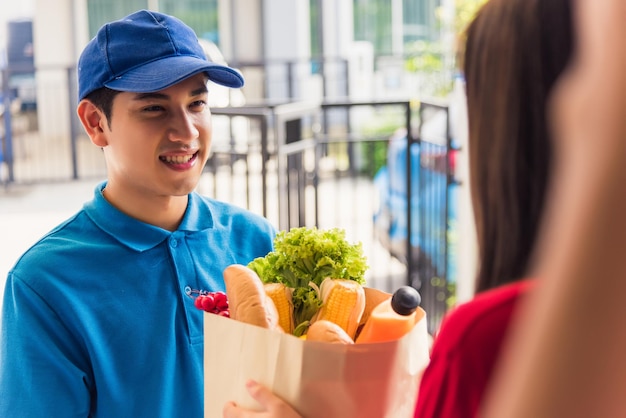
(159, 151), (199, 167)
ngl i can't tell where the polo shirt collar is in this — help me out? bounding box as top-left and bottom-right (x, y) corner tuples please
(83, 182), (215, 252)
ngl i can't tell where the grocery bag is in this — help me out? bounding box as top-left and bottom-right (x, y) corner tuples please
(204, 307), (430, 418)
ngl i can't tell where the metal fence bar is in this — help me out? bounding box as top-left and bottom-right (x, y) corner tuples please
(1, 69), (15, 183)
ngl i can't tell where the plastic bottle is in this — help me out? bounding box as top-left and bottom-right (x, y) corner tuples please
(355, 286), (421, 344)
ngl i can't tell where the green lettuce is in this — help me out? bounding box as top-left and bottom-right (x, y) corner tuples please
(248, 226), (368, 335)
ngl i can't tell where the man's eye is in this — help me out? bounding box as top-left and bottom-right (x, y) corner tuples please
(143, 105), (164, 112)
(190, 100), (207, 110)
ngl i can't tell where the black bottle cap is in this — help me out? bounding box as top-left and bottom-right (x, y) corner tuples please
(390, 286), (421, 316)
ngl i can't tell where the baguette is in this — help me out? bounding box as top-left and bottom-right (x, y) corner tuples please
(223, 264), (281, 330)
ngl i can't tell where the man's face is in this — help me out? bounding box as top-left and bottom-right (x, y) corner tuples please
(102, 73), (212, 200)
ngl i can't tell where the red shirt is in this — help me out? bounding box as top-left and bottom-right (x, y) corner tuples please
(414, 280), (535, 418)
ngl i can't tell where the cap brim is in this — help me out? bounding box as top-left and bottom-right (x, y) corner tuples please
(104, 55), (244, 93)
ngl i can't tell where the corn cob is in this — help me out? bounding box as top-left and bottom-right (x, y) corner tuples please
(264, 283), (294, 334)
(314, 278), (365, 340)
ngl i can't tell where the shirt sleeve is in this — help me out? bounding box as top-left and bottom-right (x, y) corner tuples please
(0, 272), (92, 417)
(413, 344), (481, 418)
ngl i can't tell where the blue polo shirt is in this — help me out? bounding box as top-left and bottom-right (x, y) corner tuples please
(0, 182), (276, 417)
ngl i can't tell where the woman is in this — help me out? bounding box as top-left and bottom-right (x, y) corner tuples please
(483, 0), (626, 416)
(413, 0), (573, 416)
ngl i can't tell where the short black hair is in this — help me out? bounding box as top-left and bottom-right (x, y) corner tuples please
(83, 87), (122, 128)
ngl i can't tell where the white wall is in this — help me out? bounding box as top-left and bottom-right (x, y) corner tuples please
(262, 0), (312, 101)
(219, 0), (265, 101)
(33, 0), (89, 141)
(0, 0), (35, 49)
(449, 75), (477, 304)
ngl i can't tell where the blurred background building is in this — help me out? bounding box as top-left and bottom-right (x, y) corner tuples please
(1, 0), (486, 331)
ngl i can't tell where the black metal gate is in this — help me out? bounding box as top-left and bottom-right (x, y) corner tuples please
(1, 66), (457, 331)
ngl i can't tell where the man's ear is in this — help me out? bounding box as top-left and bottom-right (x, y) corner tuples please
(77, 100), (109, 147)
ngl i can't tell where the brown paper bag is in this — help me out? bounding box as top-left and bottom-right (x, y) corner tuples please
(204, 307), (430, 418)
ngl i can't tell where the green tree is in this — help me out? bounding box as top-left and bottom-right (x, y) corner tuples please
(404, 0), (488, 97)
(454, 0), (488, 34)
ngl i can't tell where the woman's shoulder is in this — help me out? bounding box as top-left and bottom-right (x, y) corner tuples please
(433, 280), (535, 353)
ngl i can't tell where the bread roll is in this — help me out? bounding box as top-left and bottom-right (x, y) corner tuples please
(306, 319), (354, 344)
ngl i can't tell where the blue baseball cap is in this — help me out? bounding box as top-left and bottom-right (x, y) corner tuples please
(77, 10), (244, 101)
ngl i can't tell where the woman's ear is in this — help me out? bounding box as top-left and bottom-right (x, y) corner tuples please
(77, 100), (109, 147)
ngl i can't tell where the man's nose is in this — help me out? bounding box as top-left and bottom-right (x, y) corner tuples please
(169, 110), (200, 142)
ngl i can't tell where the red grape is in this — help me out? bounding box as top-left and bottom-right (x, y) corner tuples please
(194, 295), (205, 310)
(192, 291), (230, 316)
(201, 294), (216, 311)
(214, 292), (228, 311)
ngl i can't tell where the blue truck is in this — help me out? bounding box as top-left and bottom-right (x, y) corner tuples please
(372, 124), (458, 327)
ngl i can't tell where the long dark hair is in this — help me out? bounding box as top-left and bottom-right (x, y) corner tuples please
(463, 0), (574, 293)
